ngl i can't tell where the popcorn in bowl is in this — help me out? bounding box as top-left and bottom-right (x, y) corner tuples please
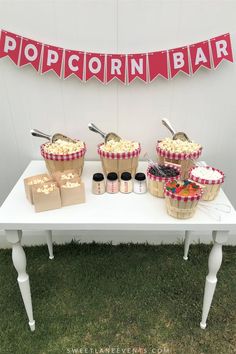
(159, 138), (201, 154)
(43, 139), (84, 155)
(100, 139), (139, 153)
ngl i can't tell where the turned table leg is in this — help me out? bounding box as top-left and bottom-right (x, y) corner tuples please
(183, 230), (191, 260)
(6, 230), (35, 331)
(200, 230), (228, 329)
(46, 230), (54, 260)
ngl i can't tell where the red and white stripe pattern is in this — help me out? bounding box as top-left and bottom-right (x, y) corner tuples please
(189, 165), (224, 185)
(97, 143), (141, 160)
(156, 141), (202, 161)
(164, 185), (203, 202)
(41, 143), (86, 161)
(147, 164), (180, 182)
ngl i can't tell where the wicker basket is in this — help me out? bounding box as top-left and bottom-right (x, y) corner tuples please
(147, 164), (181, 198)
(189, 166), (224, 201)
(40, 143), (86, 176)
(97, 143), (141, 178)
(156, 141), (202, 180)
(164, 184), (203, 219)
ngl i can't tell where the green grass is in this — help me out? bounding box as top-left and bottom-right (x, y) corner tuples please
(0, 242), (235, 354)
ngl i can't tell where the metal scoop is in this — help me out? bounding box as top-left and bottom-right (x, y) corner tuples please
(88, 123), (121, 143)
(161, 118), (190, 142)
(31, 129), (77, 143)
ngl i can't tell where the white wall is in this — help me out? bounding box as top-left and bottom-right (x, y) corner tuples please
(0, 1), (236, 234)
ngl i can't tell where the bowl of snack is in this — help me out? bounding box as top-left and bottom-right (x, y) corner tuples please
(189, 165), (224, 201)
(157, 138), (202, 180)
(147, 164), (180, 198)
(40, 139), (86, 176)
(164, 179), (203, 219)
(97, 139), (141, 177)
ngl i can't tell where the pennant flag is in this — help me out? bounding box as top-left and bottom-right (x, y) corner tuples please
(210, 33), (233, 68)
(19, 37), (43, 71)
(148, 51), (168, 81)
(169, 46), (190, 78)
(0, 30), (22, 65)
(41, 44), (64, 77)
(189, 40), (211, 74)
(127, 53), (147, 84)
(85, 53), (106, 83)
(106, 54), (126, 84)
(64, 50), (85, 80)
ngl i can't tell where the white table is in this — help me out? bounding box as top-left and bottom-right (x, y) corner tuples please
(0, 161), (236, 332)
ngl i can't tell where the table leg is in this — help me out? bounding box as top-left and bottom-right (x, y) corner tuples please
(183, 230), (191, 260)
(200, 230), (228, 329)
(46, 230), (54, 260)
(6, 230), (35, 331)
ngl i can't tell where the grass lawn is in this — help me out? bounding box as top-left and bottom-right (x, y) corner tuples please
(0, 242), (235, 354)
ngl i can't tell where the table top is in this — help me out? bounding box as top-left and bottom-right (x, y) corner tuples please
(0, 161), (236, 231)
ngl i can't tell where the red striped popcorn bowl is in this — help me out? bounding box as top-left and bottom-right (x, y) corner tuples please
(97, 143), (141, 178)
(40, 142), (86, 176)
(164, 181), (203, 219)
(147, 164), (181, 198)
(156, 140), (203, 180)
(189, 165), (224, 201)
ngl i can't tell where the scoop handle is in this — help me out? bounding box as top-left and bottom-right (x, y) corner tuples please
(161, 118), (176, 136)
(31, 129), (51, 141)
(88, 123), (106, 139)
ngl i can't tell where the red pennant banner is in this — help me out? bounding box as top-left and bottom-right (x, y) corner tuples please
(0, 30), (22, 65)
(189, 40), (211, 74)
(210, 33), (233, 68)
(64, 50), (85, 80)
(85, 53), (106, 83)
(19, 37), (43, 71)
(0, 30), (234, 84)
(106, 54), (126, 84)
(169, 46), (190, 78)
(148, 51), (168, 81)
(127, 53), (147, 84)
(41, 44), (64, 78)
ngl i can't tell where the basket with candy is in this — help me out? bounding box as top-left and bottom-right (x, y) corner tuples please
(189, 165), (224, 201)
(147, 164), (181, 198)
(164, 179), (203, 219)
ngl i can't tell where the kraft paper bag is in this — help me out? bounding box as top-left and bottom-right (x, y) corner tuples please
(32, 183), (61, 212)
(24, 174), (52, 204)
(52, 169), (80, 185)
(59, 181), (85, 207)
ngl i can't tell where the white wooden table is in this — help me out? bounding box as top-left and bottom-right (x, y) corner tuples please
(0, 160), (236, 332)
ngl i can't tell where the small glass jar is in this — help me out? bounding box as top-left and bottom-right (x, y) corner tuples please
(92, 173), (105, 195)
(106, 172), (119, 194)
(133, 173), (147, 194)
(120, 172), (132, 193)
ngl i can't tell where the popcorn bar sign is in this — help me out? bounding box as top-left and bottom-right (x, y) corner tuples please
(0, 30), (234, 84)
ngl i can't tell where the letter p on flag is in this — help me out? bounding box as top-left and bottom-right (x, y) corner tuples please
(41, 44), (64, 77)
(0, 30), (22, 65)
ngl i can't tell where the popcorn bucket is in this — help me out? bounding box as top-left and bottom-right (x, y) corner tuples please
(40, 143), (86, 176)
(147, 164), (181, 198)
(97, 143), (141, 178)
(189, 166), (224, 201)
(156, 141), (202, 180)
(164, 184), (203, 219)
